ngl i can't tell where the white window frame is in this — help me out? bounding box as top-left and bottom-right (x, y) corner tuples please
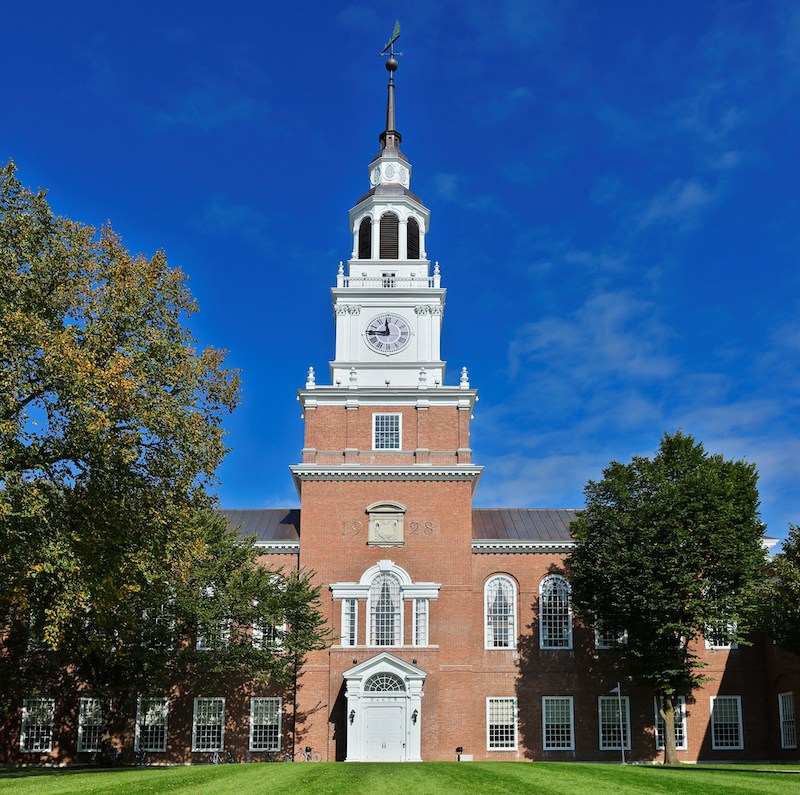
(249, 697), (282, 752)
(341, 598), (358, 647)
(77, 697), (103, 753)
(705, 622), (738, 650)
(539, 575), (573, 650)
(598, 695), (631, 751)
(484, 575), (517, 650)
(20, 698), (55, 753)
(135, 696), (169, 752)
(779, 692), (797, 750)
(542, 696), (575, 751)
(373, 413), (402, 451)
(710, 695), (744, 750)
(367, 571), (403, 647)
(413, 598), (429, 647)
(595, 623), (628, 649)
(654, 695), (688, 751)
(192, 697), (226, 752)
(253, 620), (285, 650)
(486, 697), (518, 751)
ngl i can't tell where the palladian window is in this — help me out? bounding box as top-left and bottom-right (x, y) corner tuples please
(369, 572), (402, 646)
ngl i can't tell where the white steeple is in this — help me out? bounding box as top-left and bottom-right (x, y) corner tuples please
(330, 51), (445, 388)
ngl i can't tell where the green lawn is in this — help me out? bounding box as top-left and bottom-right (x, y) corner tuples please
(2, 762), (800, 795)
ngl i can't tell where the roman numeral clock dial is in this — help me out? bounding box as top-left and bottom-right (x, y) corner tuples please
(365, 314), (411, 354)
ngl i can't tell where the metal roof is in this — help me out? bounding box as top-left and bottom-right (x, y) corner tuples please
(222, 507), (577, 545)
(472, 508), (578, 542)
(221, 509), (300, 545)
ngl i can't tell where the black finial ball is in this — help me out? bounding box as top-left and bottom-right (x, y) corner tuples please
(386, 56), (399, 72)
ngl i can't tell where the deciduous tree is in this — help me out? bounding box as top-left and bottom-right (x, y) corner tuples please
(567, 432), (766, 764)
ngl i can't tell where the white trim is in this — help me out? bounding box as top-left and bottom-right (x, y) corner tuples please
(704, 622), (738, 650)
(135, 696), (169, 752)
(249, 697), (282, 752)
(710, 695), (744, 750)
(77, 697), (103, 753)
(654, 695), (688, 751)
(484, 575), (517, 650)
(595, 624), (628, 649)
(413, 598), (429, 647)
(192, 697), (226, 753)
(20, 698), (55, 753)
(372, 412), (402, 450)
(598, 695), (631, 751)
(542, 696), (575, 751)
(342, 598), (358, 647)
(367, 570), (403, 646)
(486, 697), (518, 751)
(472, 540), (575, 554)
(539, 574), (573, 650)
(253, 542), (300, 554)
(779, 692), (797, 750)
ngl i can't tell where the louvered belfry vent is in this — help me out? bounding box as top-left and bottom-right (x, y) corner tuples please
(358, 217), (372, 259)
(407, 217), (420, 259)
(379, 212), (399, 259)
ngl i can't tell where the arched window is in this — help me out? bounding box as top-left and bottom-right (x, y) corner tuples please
(370, 571), (402, 646)
(379, 212), (399, 259)
(539, 575), (572, 649)
(358, 217), (372, 259)
(364, 672), (405, 692)
(485, 576), (516, 649)
(407, 217), (420, 260)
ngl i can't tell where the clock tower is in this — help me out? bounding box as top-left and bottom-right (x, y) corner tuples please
(288, 49), (482, 762)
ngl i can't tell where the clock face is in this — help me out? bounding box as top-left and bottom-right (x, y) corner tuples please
(365, 314), (411, 354)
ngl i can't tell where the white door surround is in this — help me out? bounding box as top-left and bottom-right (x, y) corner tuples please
(343, 652), (426, 762)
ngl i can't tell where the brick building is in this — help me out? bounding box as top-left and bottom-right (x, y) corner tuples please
(6, 54), (799, 767)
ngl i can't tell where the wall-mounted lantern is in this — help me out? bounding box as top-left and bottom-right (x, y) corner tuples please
(349, 709), (356, 724)
(411, 709), (419, 724)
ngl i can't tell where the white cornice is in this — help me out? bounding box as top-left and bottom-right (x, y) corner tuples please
(298, 385), (478, 410)
(471, 540), (576, 554)
(290, 464), (483, 496)
(253, 542), (301, 554)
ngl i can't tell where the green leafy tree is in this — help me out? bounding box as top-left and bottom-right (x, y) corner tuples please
(764, 525), (800, 655)
(567, 431), (767, 764)
(0, 162), (328, 723)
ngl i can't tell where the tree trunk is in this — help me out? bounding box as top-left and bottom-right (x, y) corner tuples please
(658, 693), (678, 765)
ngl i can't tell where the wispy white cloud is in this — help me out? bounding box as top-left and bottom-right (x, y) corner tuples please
(149, 82), (264, 132)
(197, 196), (273, 252)
(637, 178), (716, 228)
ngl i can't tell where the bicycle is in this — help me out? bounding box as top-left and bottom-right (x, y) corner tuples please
(90, 745), (122, 767)
(211, 749), (237, 764)
(298, 746), (321, 762)
(134, 749), (151, 766)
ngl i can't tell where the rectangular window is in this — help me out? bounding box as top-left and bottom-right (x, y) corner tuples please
(253, 621), (284, 650)
(341, 599), (358, 646)
(595, 623), (628, 649)
(598, 695), (631, 751)
(779, 692), (797, 749)
(705, 622), (738, 649)
(20, 698), (55, 753)
(711, 695), (743, 750)
(413, 599), (429, 647)
(78, 697), (103, 753)
(250, 697), (282, 752)
(542, 696), (574, 751)
(135, 697), (168, 752)
(193, 697), (225, 752)
(197, 618), (231, 651)
(373, 413), (401, 450)
(654, 696), (688, 751)
(487, 697), (517, 750)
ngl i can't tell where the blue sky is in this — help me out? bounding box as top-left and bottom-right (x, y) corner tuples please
(4, 2), (798, 541)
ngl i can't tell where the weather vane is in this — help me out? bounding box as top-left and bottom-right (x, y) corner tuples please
(380, 20), (402, 70)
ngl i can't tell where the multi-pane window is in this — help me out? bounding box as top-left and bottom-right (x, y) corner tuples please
(250, 697), (282, 752)
(365, 673), (405, 692)
(77, 697), (103, 753)
(487, 697), (517, 750)
(369, 572), (402, 646)
(705, 622), (738, 649)
(654, 695), (688, 750)
(779, 692), (797, 750)
(196, 586), (230, 651)
(542, 696), (574, 751)
(373, 413), (401, 450)
(598, 695), (631, 751)
(20, 698), (55, 753)
(595, 622), (628, 649)
(192, 697), (225, 752)
(136, 697), (168, 752)
(342, 598), (358, 647)
(710, 695), (743, 750)
(413, 599), (429, 646)
(253, 621), (284, 650)
(485, 576), (516, 649)
(539, 575), (572, 649)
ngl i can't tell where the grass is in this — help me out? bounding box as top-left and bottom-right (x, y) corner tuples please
(2, 762), (800, 795)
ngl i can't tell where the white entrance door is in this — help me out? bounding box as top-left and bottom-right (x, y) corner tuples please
(364, 703), (405, 761)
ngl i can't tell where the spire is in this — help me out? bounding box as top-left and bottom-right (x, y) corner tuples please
(378, 20), (403, 155)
